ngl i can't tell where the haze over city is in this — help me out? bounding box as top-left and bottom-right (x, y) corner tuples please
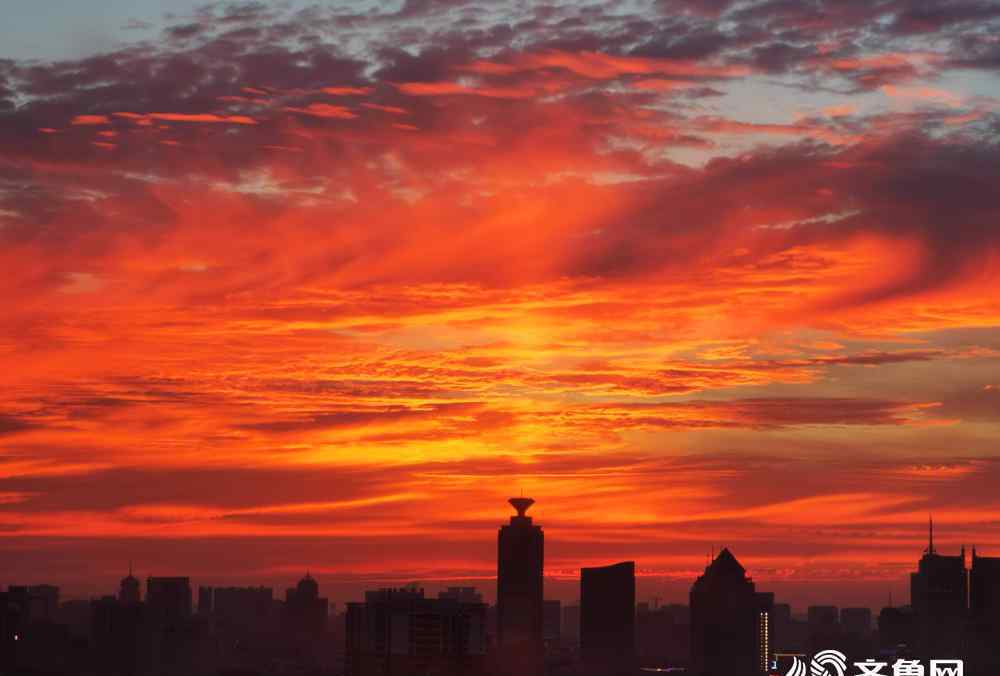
(2, 0), (1000, 614)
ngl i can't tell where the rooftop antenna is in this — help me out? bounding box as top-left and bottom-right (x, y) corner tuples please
(928, 514), (935, 555)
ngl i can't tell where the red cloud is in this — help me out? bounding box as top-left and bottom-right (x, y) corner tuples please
(461, 49), (752, 79)
(395, 81), (537, 98)
(361, 102), (409, 115)
(71, 115), (110, 125)
(322, 86), (373, 96)
(284, 102), (358, 119)
(112, 112), (258, 124)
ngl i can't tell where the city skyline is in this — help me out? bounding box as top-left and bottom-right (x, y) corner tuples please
(2, 500), (985, 615)
(3, 0), (1000, 612)
(7, 496), (1000, 675)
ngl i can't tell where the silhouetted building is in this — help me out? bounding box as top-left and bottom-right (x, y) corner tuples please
(690, 548), (763, 676)
(878, 604), (915, 655)
(580, 561), (635, 675)
(840, 607), (871, 636)
(1, 586), (72, 674)
(636, 602), (690, 668)
(197, 585), (213, 615)
(119, 564), (141, 606)
(836, 607), (873, 660)
(5, 585), (60, 624)
(497, 496), (544, 674)
(910, 519), (967, 659)
(969, 548), (1000, 675)
(56, 598), (92, 641)
(91, 595), (147, 676)
(144, 577), (198, 673)
(807, 605), (838, 627)
(345, 586), (486, 676)
(807, 605), (840, 653)
(2, 585), (64, 673)
(970, 547), (1000, 620)
(769, 602), (800, 657)
(543, 599), (561, 644)
(146, 577), (192, 625)
(284, 573), (328, 637)
(771, 603), (791, 627)
(214, 586), (274, 631)
(562, 603), (580, 646)
(439, 587), (483, 604)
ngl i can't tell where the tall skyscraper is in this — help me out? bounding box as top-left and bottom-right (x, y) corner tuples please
(119, 563), (140, 606)
(909, 518), (967, 659)
(497, 496), (544, 674)
(970, 547), (1000, 620)
(969, 548), (1000, 674)
(580, 561), (636, 676)
(690, 548), (763, 676)
(145, 576), (196, 674)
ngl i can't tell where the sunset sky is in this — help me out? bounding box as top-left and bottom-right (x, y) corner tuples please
(2, 0), (1000, 610)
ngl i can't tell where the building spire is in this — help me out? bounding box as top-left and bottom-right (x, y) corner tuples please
(928, 514), (935, 555)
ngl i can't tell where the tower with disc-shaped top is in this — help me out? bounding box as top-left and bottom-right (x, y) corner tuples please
(497, 496), (544, 675)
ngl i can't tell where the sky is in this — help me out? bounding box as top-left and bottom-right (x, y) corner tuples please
(1, 0), (1000, 611)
